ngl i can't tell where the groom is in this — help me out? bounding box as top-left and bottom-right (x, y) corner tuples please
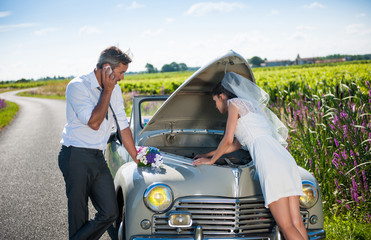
(58, 46), (139, 239)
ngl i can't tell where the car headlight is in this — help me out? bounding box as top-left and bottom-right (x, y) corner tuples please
(299, 181), (319, 209)
(143, 183), (173, 213)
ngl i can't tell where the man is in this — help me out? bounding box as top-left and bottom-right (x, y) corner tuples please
(58, 46), (139, 240)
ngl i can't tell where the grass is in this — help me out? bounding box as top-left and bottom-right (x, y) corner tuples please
(324, 214), (371, 239)
(16, 80), (68, 100)
(0, 100), (19, 130)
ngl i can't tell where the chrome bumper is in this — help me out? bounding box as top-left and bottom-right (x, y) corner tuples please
(308, 229), (326, 239)
(130, 229), (325, 240)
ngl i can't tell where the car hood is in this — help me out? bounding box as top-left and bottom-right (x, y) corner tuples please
(116, 153), (316, 199)
(116, 154), (263, 199)
(141, 50), (256, 133)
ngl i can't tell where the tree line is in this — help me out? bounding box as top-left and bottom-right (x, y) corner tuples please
(248, 53), (371, 67)
(145, 62), (189, 73)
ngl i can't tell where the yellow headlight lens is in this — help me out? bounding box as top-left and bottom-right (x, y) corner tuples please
(299, 181), (318, 209)
(144, 183), (173, 212)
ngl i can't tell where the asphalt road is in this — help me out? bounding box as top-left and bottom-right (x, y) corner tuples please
(0, 90), (117, 240)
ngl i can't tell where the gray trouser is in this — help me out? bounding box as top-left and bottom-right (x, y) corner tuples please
(58, 145), (118, 240)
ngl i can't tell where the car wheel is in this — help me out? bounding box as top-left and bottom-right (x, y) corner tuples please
(117, 205), (126, 240)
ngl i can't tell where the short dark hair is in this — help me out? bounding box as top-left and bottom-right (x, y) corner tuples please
(96, 46), (132, 69)
(211, 82), (237, 99)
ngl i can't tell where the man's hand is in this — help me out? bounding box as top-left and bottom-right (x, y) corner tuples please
(192, 157), (215, 166)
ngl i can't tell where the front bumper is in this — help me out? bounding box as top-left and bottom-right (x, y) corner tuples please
(130, 228), (325, 240)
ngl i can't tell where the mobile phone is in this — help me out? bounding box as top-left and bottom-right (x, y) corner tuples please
(104, 65), (113, 75)
(104, 65), (114, 79)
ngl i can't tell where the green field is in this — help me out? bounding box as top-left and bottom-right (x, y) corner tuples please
(1, 61), (370, 238)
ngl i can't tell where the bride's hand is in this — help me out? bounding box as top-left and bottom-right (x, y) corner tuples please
(194, 154), (204, 159)
(192, 157), (214, 165)
(194, 153), (210, 159)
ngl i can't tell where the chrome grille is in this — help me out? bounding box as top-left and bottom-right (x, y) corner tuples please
(301, 211), (309, 228)
(153, 197), (275, 236)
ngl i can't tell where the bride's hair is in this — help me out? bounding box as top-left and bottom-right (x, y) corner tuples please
(211, 82), (237, 99)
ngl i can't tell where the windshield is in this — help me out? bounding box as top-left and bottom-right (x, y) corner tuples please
(140, 99), (166, 128)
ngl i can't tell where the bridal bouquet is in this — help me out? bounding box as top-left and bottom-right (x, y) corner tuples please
(136, 146), (163, 168)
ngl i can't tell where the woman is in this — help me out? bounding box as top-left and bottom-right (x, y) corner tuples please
(192, 72), (308, 240)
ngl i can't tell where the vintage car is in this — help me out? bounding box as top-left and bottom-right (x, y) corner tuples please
(105, 50), (326, 240)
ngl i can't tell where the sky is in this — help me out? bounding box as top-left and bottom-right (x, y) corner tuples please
(0, 0), (370, 81)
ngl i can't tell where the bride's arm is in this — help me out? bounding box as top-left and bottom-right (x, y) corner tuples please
(193, 104), (239, 165)
(194, 138), (241, 159)
(225, 138), (242, 154)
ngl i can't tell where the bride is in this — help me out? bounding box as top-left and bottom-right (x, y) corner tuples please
(192, 72), (308, 240)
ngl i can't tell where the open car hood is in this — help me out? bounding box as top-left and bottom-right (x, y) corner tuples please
(141, 50), (256, 133)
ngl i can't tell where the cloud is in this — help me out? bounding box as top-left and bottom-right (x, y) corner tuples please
(185, 2), (246, 16)
(356, 13), (366, 18)
(141, 29), (164, 37)
(117, 1), (145, 9)
(79, 26), (101, 36)
(346, 24), (371, 35)
(0, 11), (11, 18)
(34, 27), (56, 36)
(231, 31), (266, 45)
(0, 23), (36, 32)
(166, 18), (174, 23)
(269, 9), (279, 15)
(303, 2), (325, 9)
(289, 31), (308, 40)
(296, 25), (316, 30)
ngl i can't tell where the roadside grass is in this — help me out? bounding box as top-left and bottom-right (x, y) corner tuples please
(16, 80), (69, 100)
(324, 214), (371, 240)
(0, 100), (19, 130)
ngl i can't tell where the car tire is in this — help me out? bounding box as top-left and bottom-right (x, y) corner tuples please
(117, 205), (126, 240)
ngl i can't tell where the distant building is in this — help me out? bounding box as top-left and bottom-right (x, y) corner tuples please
(296, 57), (317, 65)
(315, 58), (346, 64)
(261, 59), (293, 67)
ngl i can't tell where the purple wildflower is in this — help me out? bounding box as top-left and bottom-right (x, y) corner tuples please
(341, 150), (348, 160)
(362, 170), (369, 194)
(0, 99), (6, 109)
(332, 158), (339, 169)
(350, 150), (355, 157)
(333, 114), (339, 125)
(340, 111), (348, 119)
(351, 177), (360, 203)
(334, 138), (339, 148)
(354, 159), (360, 176)
(343, 125), (349, 138)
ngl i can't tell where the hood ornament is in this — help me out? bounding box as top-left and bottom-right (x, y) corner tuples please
(231, 166), (242, 198)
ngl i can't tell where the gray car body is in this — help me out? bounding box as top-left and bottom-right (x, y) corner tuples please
(105, 50), (325, 239)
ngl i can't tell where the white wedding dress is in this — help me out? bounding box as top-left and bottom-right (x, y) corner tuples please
(228, 98), (303, 208)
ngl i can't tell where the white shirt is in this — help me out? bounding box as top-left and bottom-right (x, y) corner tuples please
(60, 71), (129, 150)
